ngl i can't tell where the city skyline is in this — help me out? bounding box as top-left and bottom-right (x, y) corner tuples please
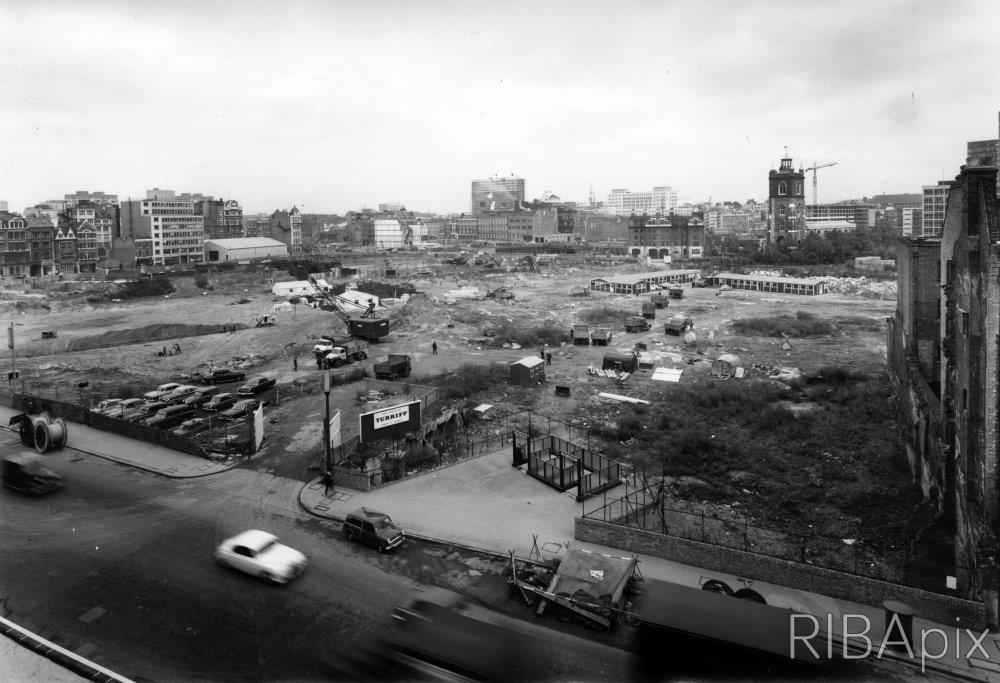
(2, 0), (999, 214)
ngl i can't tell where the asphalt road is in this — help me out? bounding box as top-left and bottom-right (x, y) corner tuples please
(0, 441), (630, 681)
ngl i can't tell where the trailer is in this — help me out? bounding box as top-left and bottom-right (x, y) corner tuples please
(590, 328), (612, 346)
(508, 547), (641, 632)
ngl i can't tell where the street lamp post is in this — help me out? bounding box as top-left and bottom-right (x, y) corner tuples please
(322, 369), (332, 495)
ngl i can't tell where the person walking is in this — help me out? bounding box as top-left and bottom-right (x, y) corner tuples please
(293, 356), (298, 371)
(546, 352), (552, 366)
(432, 341), (438, 355)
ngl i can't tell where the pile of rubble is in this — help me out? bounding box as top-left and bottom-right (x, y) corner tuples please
(820, 276), (896, 299)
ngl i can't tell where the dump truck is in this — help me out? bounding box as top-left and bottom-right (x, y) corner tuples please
(669, 286), (684, 299)
(320, 339), (369, 367)
(649, 292), (670, 308)
(602, 353), (639, 373)
(641, 303), (657, 319)
(2, 452), (64, 495)
(664, 316), (694, 335)
(571, 324), (590, 345)
(374, 354), (412, 380)
(591, 328), (612, 346)
(624, 316), (651, 333)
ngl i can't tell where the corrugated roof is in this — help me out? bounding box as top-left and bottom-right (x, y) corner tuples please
(204, 237), (287, 249)
(715, 272), (825, 286)
(513, 356), (544, 368)
(592, 269), (701, 286)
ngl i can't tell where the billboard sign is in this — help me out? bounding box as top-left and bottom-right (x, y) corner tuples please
(359, 400), (421, 443)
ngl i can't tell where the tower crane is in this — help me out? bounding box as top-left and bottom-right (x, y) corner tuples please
(307, 274), (389, 341)
(808, 161), (838, 209)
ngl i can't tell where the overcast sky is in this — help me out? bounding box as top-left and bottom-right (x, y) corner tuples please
(2, 0), (999, 214)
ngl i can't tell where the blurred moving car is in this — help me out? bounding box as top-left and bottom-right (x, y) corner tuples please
(202, 393), (238, 413)
(343, 507), (404, 552)
(171, 417), (210, 437)
(219, 398), (262, 421)
(214, 530), (307, 584)
(143, 383), (181, 401)
(2, 452), (64, 495)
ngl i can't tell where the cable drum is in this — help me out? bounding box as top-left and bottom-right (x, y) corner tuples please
(30, 414), (68, 453)
(18, 416), (34, 446)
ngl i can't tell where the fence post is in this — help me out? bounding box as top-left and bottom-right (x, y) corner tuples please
(701, 511), (705, 542)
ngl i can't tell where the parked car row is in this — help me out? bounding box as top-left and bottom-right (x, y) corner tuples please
(89, 378), (271, 435)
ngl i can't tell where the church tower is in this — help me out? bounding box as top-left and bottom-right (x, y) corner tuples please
(767, 153), (806, 244)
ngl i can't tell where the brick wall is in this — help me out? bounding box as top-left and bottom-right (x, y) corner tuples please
(575, 517), (985, 628)
(13, 393), (210, 459)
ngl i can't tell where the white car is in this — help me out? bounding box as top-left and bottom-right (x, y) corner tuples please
(215, 530), (307, 584)
(91, 398), (122, 415)
(143, 382), (181, 401)
(163, 384), (199, 403)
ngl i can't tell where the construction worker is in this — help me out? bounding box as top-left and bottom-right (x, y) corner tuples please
(293, 356), (298, 371)
(432, 341), (438, 355)
(546, 352), (552, 366)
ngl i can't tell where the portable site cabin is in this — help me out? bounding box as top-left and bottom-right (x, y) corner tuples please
(510, 356), (546, 386)
(710, 354), (742, 378)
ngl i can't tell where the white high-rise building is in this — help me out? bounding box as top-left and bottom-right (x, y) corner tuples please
(921, 182), (950, 237)
(902, 207), (922, 237)
(120, 189), (206, 265)
(606, 186), (677, 216)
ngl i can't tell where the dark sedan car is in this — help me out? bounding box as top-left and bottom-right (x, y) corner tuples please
(219, 398), (262, 421)
(139, 405), (195, 429)
(182, 386), (220, 408)
(171, 417), (210, 437)
(202, 393), (238, 413)
(127, 401), (169, 422)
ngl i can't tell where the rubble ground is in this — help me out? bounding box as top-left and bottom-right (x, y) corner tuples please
(3, 260), (915, 570)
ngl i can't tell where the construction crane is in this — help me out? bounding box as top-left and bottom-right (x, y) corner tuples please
(808, 161), (838, 209)
(307, 274), (389, 341)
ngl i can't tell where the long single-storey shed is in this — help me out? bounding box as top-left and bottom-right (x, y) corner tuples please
(715, 272), (827, 295)
(590, 269), (700, 295)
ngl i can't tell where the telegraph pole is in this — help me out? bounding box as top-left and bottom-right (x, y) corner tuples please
(8, 322), (17, 392)
(322, 369), (333, 494)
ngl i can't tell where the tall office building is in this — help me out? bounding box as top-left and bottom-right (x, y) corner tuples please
(606, 187), (677, 216)
(902, 207), (922, 237)
(967, 139), (997, 167)
(119, 189), (206, 265)
(921, 182), (951, 237)
(471, 176), (525, 214)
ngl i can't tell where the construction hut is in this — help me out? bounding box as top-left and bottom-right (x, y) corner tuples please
(713, 272), (826, 295)
(710, 353), (742, 378)
(510, 356), (545, 386)
(271, 279), (331, 297)
(589, 269), (700, 295)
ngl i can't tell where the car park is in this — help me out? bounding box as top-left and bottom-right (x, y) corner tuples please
(219, 398), (262, 421)
(139, 404), (195, 429)
(214, 529), (307, 584)
(127, 401), (169, 422)
(237, 376), (276, 396)
(343, 507), (405, 552)
(163, 385), (199, 404)
(202, 393), (238, 413)
(182, 386), (220, 407)
(171, 417), (210, 437)
(143, 383), (181, 401)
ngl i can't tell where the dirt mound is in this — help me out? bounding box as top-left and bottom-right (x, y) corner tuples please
(65, 323), (225, 352)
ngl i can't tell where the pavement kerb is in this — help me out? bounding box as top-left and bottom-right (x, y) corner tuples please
(0, 424), (242, 479)
(1, 614), (133, 682)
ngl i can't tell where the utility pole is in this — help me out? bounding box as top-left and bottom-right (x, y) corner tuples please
(322, 369), (332, 494)
(7, 322), (16, 392)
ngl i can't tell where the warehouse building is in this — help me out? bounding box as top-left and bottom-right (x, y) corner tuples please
(714, 272), (827, 295)
(589, 269), (700, 295)
(204, 237), (288, 262)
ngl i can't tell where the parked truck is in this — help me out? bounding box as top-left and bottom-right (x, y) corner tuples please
(650, 292), (671, 308)
(590, 328), (612, 346)
(641, 303), (657, 319)
(624, 316), (651, 333)
(664, 316), (694, 335)
(374, 354), (412, 380)
(321, 339), (369, 367)
(571, 324), (590, 345)
(669, 286), (684, 299)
